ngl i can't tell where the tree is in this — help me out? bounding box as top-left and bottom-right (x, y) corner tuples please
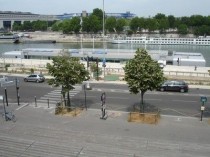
(168, 15), (176, 28)
(158, 18), (169, 34)
(82, 17), (91, 32)
(116, 18), (126, 33)
(46, 55), (89, 108)
(130, 17), (139, 32)
(154, 13), (166, 20)
(89, 15), (101, 33)
(124, 49), (165, 112)
(145, 18), (158, 32)
(178, 24), (188, 35)
(69, 17), (81, 33)
(105, 17), (116, 33)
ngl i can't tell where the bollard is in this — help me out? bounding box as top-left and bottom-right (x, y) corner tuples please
(47, 98), (49, 108)
(35, 96), (37, 107)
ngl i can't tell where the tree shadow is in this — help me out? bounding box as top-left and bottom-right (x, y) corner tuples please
(129, 102), (159, 113)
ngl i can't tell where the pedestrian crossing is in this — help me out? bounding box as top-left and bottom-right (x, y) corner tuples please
(32, 85), (82, 110)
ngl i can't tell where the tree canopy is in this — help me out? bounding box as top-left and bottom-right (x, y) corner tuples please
(46, 55), (89, 107)
(124, 49), (165, 112)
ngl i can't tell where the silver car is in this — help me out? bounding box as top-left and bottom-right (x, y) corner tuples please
(24, 74), (45, 83)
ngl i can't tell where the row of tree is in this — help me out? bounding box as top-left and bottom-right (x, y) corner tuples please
(12, 8), (210, 36)
(47, 49), (164, 113)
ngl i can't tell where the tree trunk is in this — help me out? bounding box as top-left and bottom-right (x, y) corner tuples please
(140, 91), (145, 113)
(61, 86), (66, 106)
(67, 91), (71, 109)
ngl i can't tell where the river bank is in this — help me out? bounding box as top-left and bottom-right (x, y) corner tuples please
(0, 58), (210, 85)
(21, 31), (104, 43)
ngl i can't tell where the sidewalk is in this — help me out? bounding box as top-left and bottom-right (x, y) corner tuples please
(1, 106), (210, 156)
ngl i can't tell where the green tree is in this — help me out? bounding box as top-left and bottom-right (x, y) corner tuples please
(124, 49), (165, 112)
(168, 15), (176, 28)
(69, 17), (81, 33)
(62, 19), (71, 34)
(105, 17), (116, 32)
(82, 17), (91, 32)
(89, 15), (101, 33)
(154, 13), (166, 20)
(46, 55), (89, 108)
(138, 17), (146, 32)
(130, 17), (139, 32)
(12, 22), (22, 31)
(145, 18), (158, 32)
(92, 8), (103, 21)
(158, 18), (169, 34)
(178, 24), (188, 35)
(116, 18), (126, 33)
(22, 21), (32, 31)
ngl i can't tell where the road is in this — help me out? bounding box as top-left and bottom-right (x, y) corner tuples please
(1, 76), (210, 117)
(1, 77), (210, 156)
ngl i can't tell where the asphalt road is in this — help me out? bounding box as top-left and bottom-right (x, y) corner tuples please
(76, 83), (210, 117)
(1, 76), (210, 117)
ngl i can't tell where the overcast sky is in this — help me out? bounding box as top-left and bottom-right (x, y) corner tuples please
(1, 0), (210, 17)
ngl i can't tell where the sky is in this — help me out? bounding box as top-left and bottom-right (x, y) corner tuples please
(1, 0), (210, 17)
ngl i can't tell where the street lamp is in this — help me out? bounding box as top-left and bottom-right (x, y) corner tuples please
(103, 0), (105, 38)
(102, 0), (106, 80)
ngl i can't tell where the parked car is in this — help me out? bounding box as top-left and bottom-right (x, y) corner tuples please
(158, 80), (189, 93)
(24, 74), (45, 83)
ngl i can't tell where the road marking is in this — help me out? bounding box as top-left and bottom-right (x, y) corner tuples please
(172, 100), (197, 103)
(16, 103), (29, 110)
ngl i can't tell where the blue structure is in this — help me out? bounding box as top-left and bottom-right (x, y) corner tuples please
(56, 11), (136, 20)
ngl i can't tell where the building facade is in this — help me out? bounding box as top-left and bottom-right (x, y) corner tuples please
(0, 11), (58, 30)
(0, 10), (136, 30)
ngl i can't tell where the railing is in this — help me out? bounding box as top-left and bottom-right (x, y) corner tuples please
(163, 71), (210, 78)
(0, 58), (210, 78)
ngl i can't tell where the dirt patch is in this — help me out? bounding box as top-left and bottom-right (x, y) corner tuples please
(55, 107), (83, 117)
(128, 112), (160, 124)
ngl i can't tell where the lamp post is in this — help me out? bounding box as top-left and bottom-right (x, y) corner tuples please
(102, 0), (106, 80)
(102, 0), (105, 38)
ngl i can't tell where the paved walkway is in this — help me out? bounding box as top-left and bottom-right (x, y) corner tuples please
(0, 104), (210, 156)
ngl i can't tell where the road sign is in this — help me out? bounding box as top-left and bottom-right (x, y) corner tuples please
(200, 96), (207, 103)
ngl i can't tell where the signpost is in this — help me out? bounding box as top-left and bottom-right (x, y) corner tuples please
(102, 58), (106, 80)
(0, 77), (20, 106)
(200, 96), (207, 121)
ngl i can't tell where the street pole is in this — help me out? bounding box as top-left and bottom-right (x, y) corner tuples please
(15, 78), (20, 106)
(4, 88), (8, 106)
(103, 0), (105, 38)
(84, 84), (87, 110)
(102, 0), (106, 80)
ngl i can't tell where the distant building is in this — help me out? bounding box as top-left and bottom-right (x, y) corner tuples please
(0, 11), (58, 30)
(56, 11), (136, 20)
(0, 10), (136, 30)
